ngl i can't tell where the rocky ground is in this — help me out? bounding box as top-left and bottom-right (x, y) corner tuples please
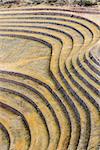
(0, 0), (100, 8)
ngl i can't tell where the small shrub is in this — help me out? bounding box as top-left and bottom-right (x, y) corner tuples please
(83, 0), (97, 6)
(73, 0), (97, 6)
(46, 0), (57, 3)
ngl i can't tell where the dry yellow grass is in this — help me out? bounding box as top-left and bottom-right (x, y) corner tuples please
(0, 6), (100, 150)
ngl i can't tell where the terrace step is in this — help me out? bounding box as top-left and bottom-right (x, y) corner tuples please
(0, 123), (10, 150)
(0, 8), (99, 150)
(0, 103), (30, 150)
